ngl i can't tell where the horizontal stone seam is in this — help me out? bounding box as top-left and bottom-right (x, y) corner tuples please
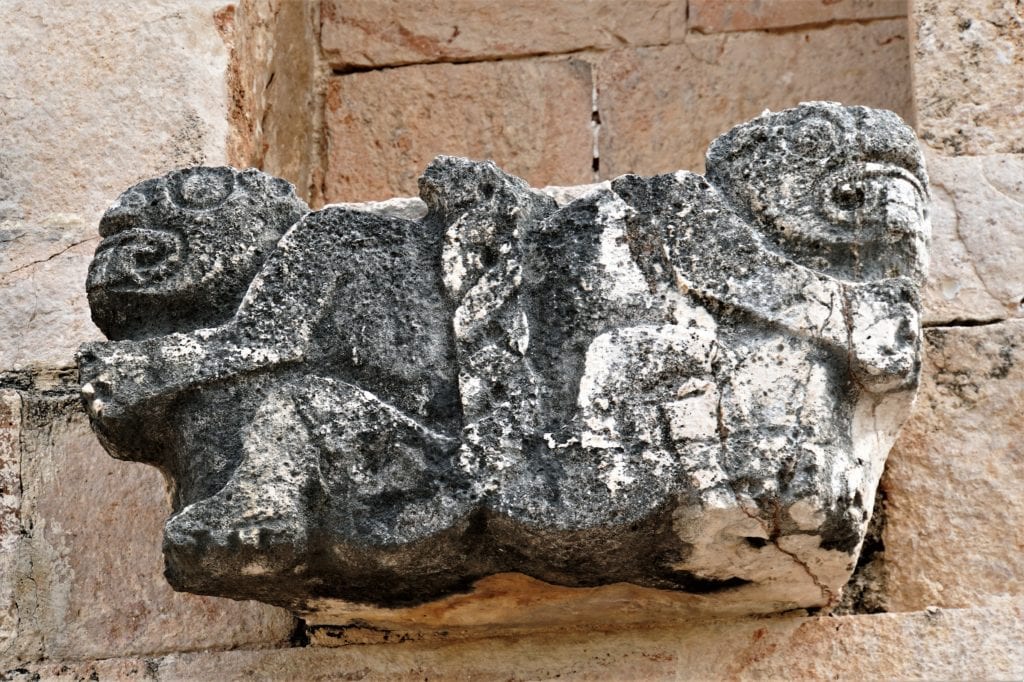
(922, 317), (1017, 329)
(329, 47), (608, 75)
(325, 16), (906, 72)
(3, 613), (803, 667)
(9, 602), (1016, 669)
(690, 15), (908, 37)
(3, 639), (296, 670)
(0, 369), (81, 394)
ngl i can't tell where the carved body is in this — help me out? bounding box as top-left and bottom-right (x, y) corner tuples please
(79, 103), (928, 611)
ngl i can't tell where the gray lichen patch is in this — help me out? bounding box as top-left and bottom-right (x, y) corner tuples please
(77, 102), (927, 619)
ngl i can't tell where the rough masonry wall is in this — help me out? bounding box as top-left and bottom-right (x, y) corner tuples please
(1, 0), (1023, 679)
(319, 0), (913, 200)
(0, 1), (298, 668)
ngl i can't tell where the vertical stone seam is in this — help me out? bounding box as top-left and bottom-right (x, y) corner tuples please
(310, 0), (333, 208)
(214, 4), (247, 168)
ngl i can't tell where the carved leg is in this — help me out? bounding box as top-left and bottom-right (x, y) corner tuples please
(163, 383), (322, 577)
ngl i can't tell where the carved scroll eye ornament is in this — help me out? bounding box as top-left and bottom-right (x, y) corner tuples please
(818, 163), (927, 231)
(169, 167), (235, 210)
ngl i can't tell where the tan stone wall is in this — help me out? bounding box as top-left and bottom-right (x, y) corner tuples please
(319, 0), (913, 200)
(2, 0), (1023, 679)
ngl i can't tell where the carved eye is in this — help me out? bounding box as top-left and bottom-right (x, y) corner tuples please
(831, 181), (866, 210)
(119, 190), (147, 210)
(787, 118), (838, 160)
(170, 167), (235, 209)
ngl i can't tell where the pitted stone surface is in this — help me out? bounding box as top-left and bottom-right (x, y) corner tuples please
(77, 103), (928, 617)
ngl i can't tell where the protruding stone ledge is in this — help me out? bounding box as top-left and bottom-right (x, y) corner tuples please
(77, 103), (928, 626)
(7, 600), (1023, 680)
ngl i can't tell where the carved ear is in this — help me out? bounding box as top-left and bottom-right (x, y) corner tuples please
(421, 156), (556, 303)
(419, 156), (551, 221)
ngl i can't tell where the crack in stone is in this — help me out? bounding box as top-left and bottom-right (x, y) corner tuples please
(936, 176), (1005, 311)
(731, 495), (835, 607)
(0, 237), (97, 279)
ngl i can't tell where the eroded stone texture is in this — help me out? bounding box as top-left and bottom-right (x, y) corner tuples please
(5, 392), (294, 665)
(595, 20), (913, 177)
(77, 103), (928, 620)
(883, 320), (1024, 611)
(320, 0), (688, 69)
(923, 151), (1024, 325)
(0, 392), (21, 657)
(912, 0), (1024, 155)
(0, 1), (232, 227)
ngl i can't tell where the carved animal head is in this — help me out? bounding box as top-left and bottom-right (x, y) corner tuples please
(87, 167), (309, 340)
(705, 102), (929, 283)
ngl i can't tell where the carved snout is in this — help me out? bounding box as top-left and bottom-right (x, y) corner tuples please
(87, 228), (185, 292)
(820, 163), (927, 241)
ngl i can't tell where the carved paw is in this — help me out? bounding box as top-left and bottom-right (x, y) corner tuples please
(78, 341), (127, 423)
(847, 278), (921, 392)
(163, 484), (312, 575)
(79, 338), (176, 425)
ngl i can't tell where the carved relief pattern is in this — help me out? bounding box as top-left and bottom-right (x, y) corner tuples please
(78, 103), (929, 612)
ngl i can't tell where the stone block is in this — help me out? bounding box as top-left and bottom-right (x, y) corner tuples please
(0, 1), (232, 229)
(78, 104), (927, 624)
(0, 231), (102, 372)
(913, 0), (1024, 155)
(594, 20), (912, 178)
(0, 0), (244, 374)
(320, 0), (688, 69)
(882, 320), (1024, 611)
(227, 0), (321, 199)
(0, 392), (21, 658)
(5, 395), (293, 664)
(690, 0), (906, 33)
(922, 152), (1024, 325)
(323, 58), (594, 201)
(5, 600), (1024, 680)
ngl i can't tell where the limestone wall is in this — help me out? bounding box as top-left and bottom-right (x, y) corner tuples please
(1, 1), (1022, 679)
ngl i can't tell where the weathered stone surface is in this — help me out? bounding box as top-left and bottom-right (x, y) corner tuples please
(690, 0), (906, 33)
(0, 392), (21, 658)
(326, 182), (613, 223)
(922, 151), (1024, 325)
(6, 600), (1024, 681)
(912, 0), (1024, 155)
(320, 0), (688, 69)
(5, 394), (293, 664)
(77, 103), (927, 623)
(0, 1), (232, 228)
(0, 0), (241, 373)
(225, 0), (322, 200)
(882, 320), (1024, 612)
(595, 20), (912, 177)
(0, 232), (102, 372)
(323, 58), (594, 201)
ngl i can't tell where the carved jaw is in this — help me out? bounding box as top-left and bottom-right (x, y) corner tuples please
(87, 227), (186, 293)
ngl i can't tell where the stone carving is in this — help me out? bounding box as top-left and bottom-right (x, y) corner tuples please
(78, 102), (928, 614)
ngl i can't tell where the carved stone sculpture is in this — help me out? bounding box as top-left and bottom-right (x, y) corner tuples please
(78, 102), (929, 617)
